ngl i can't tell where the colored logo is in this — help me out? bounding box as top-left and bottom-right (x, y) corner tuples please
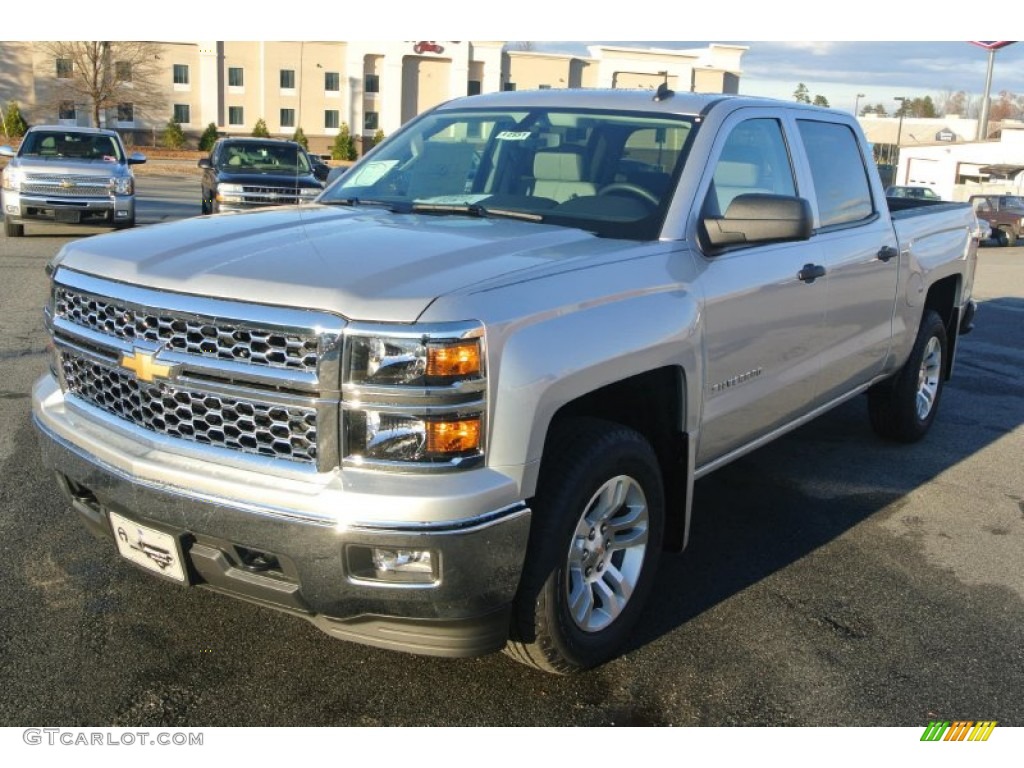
(120, 348), (178, 383)
(921, 721), (997, 742)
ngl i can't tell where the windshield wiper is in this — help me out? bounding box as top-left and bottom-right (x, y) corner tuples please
(320, 197), (406, 211)
(411, 203), (544, 222)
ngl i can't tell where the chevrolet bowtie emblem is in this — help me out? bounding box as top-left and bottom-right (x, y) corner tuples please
(60, 179), (75, 189)
(119, 349), (178, 383)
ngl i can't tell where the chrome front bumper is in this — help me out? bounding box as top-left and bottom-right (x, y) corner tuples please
(4, 189), (134, 223)
(33, 374), (531, 657)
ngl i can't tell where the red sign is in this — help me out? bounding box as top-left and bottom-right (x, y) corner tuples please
(969, 41), (1016, 51)
(413, 41), (445, 55)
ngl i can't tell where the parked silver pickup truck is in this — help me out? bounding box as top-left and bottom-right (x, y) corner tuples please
(2, 125), (145, 236)
(32, 89), (978, 674)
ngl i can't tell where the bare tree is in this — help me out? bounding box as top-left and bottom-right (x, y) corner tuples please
(36, 41), (166, 128)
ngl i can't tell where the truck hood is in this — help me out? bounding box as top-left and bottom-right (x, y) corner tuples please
(54, 204), (639, 322)
(11, 156), (132, 177)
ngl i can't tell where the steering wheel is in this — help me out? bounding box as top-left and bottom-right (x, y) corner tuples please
(598, 182), (659, 206)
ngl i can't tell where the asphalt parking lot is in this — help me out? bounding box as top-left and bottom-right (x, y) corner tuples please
(0, 177), (1022, 727)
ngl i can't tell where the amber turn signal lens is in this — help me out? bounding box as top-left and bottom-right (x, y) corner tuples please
(425, 418), (481, 455)
(426, 341), (481, 379)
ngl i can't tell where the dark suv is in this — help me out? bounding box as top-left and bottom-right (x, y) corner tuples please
(199, 137), (324, 214)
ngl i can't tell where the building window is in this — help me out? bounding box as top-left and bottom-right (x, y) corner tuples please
(173, 64), (189, 85)
(280, 108), (295, 128)
(325, 71), (340, 92)
(325, 110), (339, 129)
(115, 61), (132, 82)
(467, 80), (482, 96)
(503, 82), (516, 92)
(56, 58), (72, 79)
(228, 67), (244, 87)
(280, 69), (295, 89)
(173, 103), (190, 124)
(364, 111), (379, 131)
(228, 106), (244, 126)
(117, 103), (134, 122)
(364, 74), (379, 93)
(58, 101), (76, 120)
(538, 84), (551, 90)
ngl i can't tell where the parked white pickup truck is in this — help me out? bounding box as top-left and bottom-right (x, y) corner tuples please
(32, 89), (979, 674)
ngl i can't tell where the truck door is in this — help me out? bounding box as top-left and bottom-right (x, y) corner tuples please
(695, 116), (828, 467)
(794, 119), (899, 402)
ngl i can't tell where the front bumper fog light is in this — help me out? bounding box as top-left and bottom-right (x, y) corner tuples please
(373, 548), (433, 574)
(347, 545), (438, 585)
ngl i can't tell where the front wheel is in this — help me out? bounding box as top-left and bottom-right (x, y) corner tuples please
(505, 418), (664, 674)
(868, 309), (947, 442)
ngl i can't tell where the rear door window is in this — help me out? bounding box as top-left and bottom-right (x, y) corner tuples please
(797, 120), (873, 228)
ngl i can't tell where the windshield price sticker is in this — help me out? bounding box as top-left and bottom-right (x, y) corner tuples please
(496, 131), (532, 141)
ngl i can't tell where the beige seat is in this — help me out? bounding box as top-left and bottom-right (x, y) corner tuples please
(532, 150), (596, 203)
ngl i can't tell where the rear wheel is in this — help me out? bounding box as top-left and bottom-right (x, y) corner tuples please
(505, 418), (664, 674)
(868, 309), (947, 442)
(4, 216), (24, 237)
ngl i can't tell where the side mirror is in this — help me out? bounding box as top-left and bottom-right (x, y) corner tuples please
(127, 152), (147, 165)
(703, 194), (813, 248)
(0, 145), (16, 158)
(197, 158), (212, 170)
(312, 164), (329, 182)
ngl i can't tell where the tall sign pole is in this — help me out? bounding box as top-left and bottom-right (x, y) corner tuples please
(970, 41), (1016, 140)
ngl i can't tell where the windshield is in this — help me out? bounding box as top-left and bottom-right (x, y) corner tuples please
(1001, 195), (1024, 210)
(19, 131), (123, 162)
(322, 106), (696, 240)
(215, 142), (311, 173)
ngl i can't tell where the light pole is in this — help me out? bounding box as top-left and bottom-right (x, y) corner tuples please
(854, 93), (865, 116)
(894, 96), (908, 173)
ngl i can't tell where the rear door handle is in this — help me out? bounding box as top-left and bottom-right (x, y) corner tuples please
(877, 245), (899, 262)
(797, 263), (826, 283)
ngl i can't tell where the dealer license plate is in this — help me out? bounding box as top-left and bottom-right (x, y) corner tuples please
(109, 511), (186, 583)
(54, 209), (81, 223)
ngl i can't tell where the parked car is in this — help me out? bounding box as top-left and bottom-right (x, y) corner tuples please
(1, 125), (145, 237)
(305, 152), (331, 183)
(886, 185), (941, 201)
(968, 193), (1024, 246)
(198, 137), (323, 214)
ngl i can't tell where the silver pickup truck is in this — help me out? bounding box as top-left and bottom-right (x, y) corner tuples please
(2, 125), (146, 236)
(32, 89), (979, 674)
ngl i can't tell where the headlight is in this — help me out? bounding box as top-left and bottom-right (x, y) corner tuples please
(342, 323), (486, 469)
(216, 183), (244, 202)
(109, 176), (133, 195)
(1, 167), (22, 191)
(298, 187), (320, 203)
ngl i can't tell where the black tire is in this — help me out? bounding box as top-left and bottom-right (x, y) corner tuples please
(868, 309), (947, 443)
(4, 216), (24, 237)
(505, 418), (664, 674)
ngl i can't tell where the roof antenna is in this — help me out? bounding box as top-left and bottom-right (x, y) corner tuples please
(653, 73), (674, 102)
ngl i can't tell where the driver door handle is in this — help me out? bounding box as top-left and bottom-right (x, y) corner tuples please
(797, 263), (826, 283)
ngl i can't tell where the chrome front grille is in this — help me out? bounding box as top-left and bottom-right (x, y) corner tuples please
(61, 352), (319, 463)
(50, 270), (344, 471)
(23, 175), (112, 198)
(55, 286), (319, 372)
(240, 186), (301, 206)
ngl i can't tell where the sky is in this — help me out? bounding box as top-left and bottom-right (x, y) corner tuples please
(552, 41), (1024, 114)
(12, 1), (1023, 117)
